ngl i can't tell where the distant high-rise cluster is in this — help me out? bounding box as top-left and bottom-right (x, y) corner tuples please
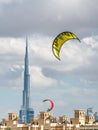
(19, 38), (34, 123)
(86, 107), (98, 122)
(87, 107), (93, 116)
(94, 112), (98, 121)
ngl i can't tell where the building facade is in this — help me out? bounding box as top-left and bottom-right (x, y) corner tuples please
(19, 38), (34, 123)
(1, 110), (98, 130)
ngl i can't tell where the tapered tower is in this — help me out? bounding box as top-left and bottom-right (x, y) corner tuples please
(23, 37), (30, 109)
(19, 37), (34, 123)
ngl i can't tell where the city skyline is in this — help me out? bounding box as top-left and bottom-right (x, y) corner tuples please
(0, 0), (98, 121)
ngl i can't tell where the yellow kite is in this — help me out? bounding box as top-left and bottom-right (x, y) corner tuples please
(52, 31), (80, 60)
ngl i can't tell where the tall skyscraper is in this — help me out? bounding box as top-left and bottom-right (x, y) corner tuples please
(19, 37), (34, 123)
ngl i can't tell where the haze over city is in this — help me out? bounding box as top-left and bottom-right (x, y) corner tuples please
(0, 0), (98, 121)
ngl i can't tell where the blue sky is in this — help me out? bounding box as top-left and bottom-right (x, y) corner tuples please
(0, 0), (98, 121)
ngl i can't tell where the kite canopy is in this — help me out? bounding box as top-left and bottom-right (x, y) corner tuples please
(52, 31), (80, 60)
(43, 99), (54, 112)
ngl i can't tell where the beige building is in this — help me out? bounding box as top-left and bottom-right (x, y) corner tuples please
(2, 113), (19, 126)
(0, 110), (97, 130)
(85, 115), (94, 124)
(70, 110), (85, 125)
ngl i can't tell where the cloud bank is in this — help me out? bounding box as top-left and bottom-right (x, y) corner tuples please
(0, 0), (98, 37)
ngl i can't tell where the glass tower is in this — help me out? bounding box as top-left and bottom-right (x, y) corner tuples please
(19, 37), (34, 123)
(87, 107), (93, 116)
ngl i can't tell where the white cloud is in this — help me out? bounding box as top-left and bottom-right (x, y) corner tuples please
(30, 66), (57, 88)
(0, 38), (24, 55)
(0, 36), (58, 88)
(0, 35), (98, 89)
(0, 0), (98, 37)
(29, 35), (54, 62)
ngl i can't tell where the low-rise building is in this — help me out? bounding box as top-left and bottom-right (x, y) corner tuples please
(0, 109), (98, 130)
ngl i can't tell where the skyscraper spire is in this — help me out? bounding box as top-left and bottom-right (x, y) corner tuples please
(23, 36), (30, 109)
(19, 37), (34, 123)
(25, 36), (29, 74)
